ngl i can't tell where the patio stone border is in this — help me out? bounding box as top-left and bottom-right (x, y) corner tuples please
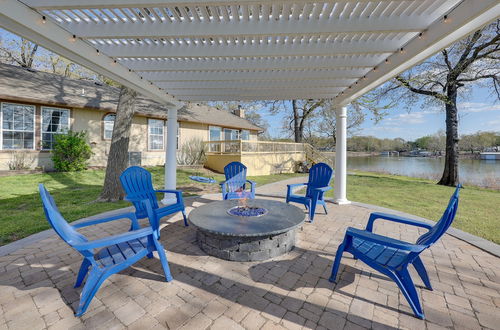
(1, 185), (499, 260)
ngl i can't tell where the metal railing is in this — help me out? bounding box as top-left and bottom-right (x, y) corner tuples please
(204, 140), (305, 154)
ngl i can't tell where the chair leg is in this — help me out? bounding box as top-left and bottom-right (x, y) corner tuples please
(329, 242), (346, 283)
(74, 258), (91, 288)
(322, 202), (328, 214)
(154, 241), (173, 282)
(392, 269), (425, 319)
(182, 210), (189, 227)
(413, 256), (432, 290)
(308, 201), (315, 222)
(75, 269), (106, 316)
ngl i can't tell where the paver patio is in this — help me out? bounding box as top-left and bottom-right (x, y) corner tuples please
(0, 183), (499, 330)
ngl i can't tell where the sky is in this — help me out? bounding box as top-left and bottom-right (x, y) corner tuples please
(2, 28), (498, 142)
(260, 87), (500, 141)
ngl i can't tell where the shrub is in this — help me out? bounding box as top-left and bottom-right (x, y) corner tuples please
(7, 151), (34, 170)
(51, 131), (93, 171)
(177, 137), (207, 165)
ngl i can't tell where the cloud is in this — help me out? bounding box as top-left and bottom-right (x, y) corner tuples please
(383, 111), (437, 126)
(458, 102), (500, 113)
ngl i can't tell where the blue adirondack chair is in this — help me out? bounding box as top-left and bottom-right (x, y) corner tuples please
(38, 184), (173, 316)
(220, 161), (256, 200)
(329, 185), (462, 319)
(286, 162), (333, 222)
(120, 166), (188, 227)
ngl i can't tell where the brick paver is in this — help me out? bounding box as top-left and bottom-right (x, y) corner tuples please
(0, 191), (499, 330)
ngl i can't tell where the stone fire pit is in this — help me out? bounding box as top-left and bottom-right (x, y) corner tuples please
(188, 199), (305, 261)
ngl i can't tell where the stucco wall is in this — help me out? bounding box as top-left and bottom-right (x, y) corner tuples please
(205, 152), (304, 176)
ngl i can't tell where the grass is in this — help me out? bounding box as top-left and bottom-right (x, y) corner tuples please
(1, 168), (498, 246)
(0, 167), (301, 246)
(326, 172), (500, 244)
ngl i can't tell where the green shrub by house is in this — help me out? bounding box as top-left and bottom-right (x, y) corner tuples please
(51, 131), (93, 171)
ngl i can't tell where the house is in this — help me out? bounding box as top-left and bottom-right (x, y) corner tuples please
(0, 63), (261, 170)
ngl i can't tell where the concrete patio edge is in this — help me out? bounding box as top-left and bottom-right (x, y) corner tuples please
(2, 187), (499, 260)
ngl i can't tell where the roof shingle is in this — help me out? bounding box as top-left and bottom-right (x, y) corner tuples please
(0, 63), (261, 131)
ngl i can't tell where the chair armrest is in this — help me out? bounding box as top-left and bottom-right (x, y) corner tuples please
(346, 227), (426, 252)
(366, 212), (434, 232)
(313, 186), (332, 193)
(74, 227), (153, 250)
(287, 183), (307, 189)
(73, 212), (139, 229)
(246, 180), (256, 191)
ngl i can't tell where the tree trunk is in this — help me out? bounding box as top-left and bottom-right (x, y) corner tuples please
(292, 100), (302, 142)
(98, 86), (137, 201)
(438, 86), (460, 186)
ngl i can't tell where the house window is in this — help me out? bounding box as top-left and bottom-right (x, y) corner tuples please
(103, 114), (115, 140)
(209, 126), (221, 141)
(241, 130), (250, 140)
(41, 107), (70, 149)
(224, 128), (240, 140)
(208, 126), (221, 152)
(1, 103), (35, 150)
(148, 119), (164, 150)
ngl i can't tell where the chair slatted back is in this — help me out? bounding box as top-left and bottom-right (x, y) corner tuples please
(306, 163), (334, 198)
(224, 162), (248, 193)
(416, 185), (461, 247)
(39, 184), (88, 248)
(120, 166), (159, 217)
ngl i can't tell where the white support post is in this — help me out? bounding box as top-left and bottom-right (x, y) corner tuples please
(334, 106), (350, 205)
(162, 106), (179, 205)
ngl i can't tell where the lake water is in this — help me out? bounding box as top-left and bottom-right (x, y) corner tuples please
(340, 156), (500, 187)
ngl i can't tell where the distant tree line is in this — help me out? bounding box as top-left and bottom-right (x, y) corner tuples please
(313, 131), (500, 153)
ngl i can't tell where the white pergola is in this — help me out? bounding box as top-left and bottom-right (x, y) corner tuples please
(1, 0), (498, 204)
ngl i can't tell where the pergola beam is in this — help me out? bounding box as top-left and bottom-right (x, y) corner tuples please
(178, 94), (339, 101)
(0, 0), (182, 108)
(142, 68), (368, 81)
(336, 0), (500, 105)
(120, 55), (386, 71)
(172, 87), (343, 96)
(98, 38), (408, 57)
(57, 18), (424, 39)
(155, 78), (355, 89)
(26, 0), (426, 10)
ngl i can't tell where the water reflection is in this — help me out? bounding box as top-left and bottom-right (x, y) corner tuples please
(334, 156), (499, 186)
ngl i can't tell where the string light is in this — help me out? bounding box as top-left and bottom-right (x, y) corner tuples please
(373, 66), (378, 72)
(400, 47), (405, 54)
(42, 16), (46, 24)
(385, 58), (390, 64)
(70, 34), (76, 42)
(443, 15), (449, 23)
(96, 49), (100, 55)
(418, 32), (423, 39)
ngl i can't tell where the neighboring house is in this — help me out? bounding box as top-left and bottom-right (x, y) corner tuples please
(0, 63), (261, 170)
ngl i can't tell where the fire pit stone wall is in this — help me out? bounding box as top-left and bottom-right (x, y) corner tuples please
(197, 230), (295, 262)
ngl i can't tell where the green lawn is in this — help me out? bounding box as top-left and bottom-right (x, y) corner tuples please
(328, 172), (500, 244)
(0, 167), (301, 246)
(1, 168), (498, 246)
